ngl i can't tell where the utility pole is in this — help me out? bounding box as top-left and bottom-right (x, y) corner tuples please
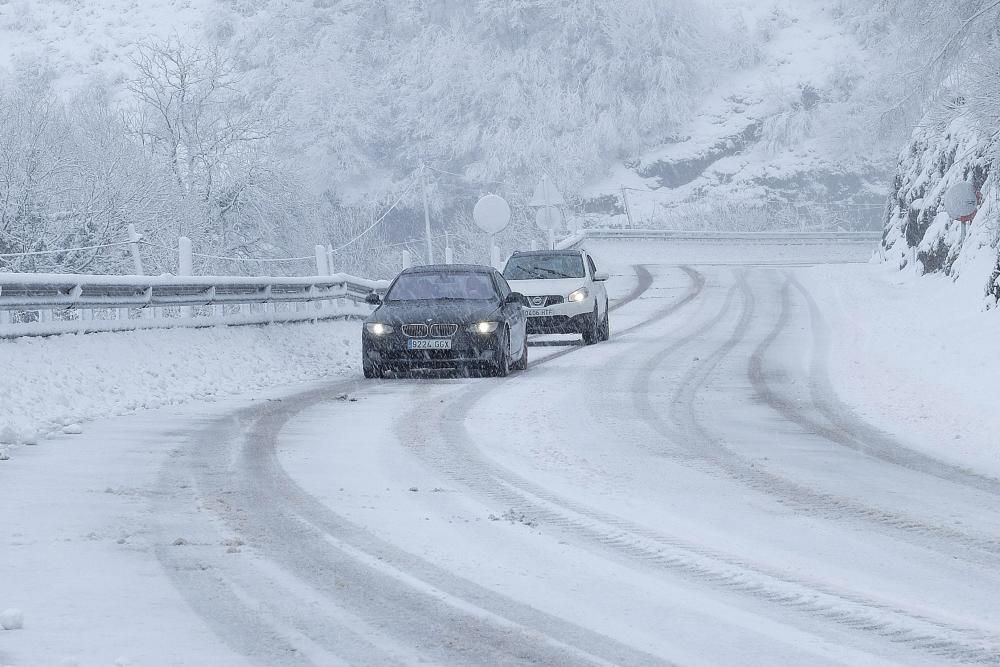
(127, 224), (144, 276)
(420, 163), (433, 265)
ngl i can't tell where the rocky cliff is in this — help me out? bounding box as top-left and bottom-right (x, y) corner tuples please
(879, 116), (999, 305)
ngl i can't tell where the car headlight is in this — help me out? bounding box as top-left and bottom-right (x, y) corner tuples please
(567, 287), (589, 303)
(365, 322), (394, 335)
(468, 321), (499, 335)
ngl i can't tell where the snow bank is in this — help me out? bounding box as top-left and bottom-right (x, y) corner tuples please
(0, 321), (360, 448)
(879, 115), (998, 304)
(801, 262), (1000, 478)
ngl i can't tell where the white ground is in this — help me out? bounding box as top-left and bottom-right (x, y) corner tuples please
(3, 240), (1000, 665)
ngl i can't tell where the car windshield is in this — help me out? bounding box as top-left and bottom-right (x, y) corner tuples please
(503, 254), (586, 280)
(385, 272), (497, 301)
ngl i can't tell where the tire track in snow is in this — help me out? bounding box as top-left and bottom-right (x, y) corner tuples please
(782, 275), (1000, 495)
(734, 275), (1000, 560)
(395, 268), (1000, 665)
(155, 389), (415, 666)
(156, 388), (662, 666)
(632, 269), (1000, 563)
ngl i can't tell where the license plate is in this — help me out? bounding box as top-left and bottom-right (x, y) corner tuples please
(524, 308), (553, 317)
(408, 339), (452, 350)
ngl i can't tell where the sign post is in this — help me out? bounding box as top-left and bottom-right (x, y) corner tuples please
(529, 175), (566, 248)
(535, 207), (563, 249)
(473, 194), (511, 269)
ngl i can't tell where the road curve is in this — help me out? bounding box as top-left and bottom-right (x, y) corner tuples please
(154, 261), (1000, 665)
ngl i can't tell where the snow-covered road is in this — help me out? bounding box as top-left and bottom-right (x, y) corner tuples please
(4, 242), (1000, 665)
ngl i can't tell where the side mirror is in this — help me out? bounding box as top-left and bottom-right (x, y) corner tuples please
(506, 292), (524, 305)
(365, 292), (382, 306)
(593, 271), (609, 282)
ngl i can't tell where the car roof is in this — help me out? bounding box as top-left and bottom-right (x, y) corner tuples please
(399, 263), (494, 275)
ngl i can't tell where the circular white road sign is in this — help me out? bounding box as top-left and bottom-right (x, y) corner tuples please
(473, 195), (511, 234)
(943, 181), (978, 221)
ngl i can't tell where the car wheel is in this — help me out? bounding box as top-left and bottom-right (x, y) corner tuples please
(492, 328), (511, 377)
(363, 362), (383, 379)
(598, 302), (610, 341)
(581, 306), (600, 345)
(513, 336), (528, 371)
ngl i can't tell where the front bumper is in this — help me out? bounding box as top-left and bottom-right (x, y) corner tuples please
(363, 329), (502, 370)
(525, 311), (594, 334)
(521, 297), (594, 334)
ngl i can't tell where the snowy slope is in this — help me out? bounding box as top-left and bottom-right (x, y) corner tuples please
(585, 0), (889, 227)
(0, 0), (214, 89)
(0, 320), (360, 454)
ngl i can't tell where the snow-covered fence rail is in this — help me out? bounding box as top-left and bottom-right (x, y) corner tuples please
(558, 229), (882, 248)
(0, 273), (389, 338)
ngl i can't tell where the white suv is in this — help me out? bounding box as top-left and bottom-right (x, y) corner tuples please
(502, 249), (610, 344)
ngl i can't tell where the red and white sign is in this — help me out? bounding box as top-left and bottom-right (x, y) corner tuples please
(944, 181), (980, 223)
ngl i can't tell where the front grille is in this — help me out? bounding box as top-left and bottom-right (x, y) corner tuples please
(402, 323), (428, 338)
(528, 295), (564, 307)
(430, 323), (458, 338)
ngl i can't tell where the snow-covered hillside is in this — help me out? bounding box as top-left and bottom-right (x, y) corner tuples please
(585, 0), (891, 229)
(0, 0), (211, 89)
(0, 0), (900, 257)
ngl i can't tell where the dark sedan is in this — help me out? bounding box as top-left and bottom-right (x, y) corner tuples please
(362, 264), (528, 378)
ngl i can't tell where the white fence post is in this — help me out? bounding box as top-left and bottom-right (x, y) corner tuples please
(530, 239), (538, 251)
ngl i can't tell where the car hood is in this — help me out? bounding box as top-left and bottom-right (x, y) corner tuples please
(368, 300), (502, 325)
(504, 277), (586, 297)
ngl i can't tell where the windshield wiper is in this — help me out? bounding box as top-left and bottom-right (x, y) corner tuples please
(532, 266), (573, 278)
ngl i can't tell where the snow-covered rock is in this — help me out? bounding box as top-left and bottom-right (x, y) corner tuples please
(0, 608), (24, 630)
(879, 115), (998, 304)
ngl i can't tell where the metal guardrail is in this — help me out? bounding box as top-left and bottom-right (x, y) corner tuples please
(0, 273), (389, 338)
(562, 228), (882, 245)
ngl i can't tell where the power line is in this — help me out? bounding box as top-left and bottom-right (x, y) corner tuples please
(425, 164), (519, 189)
(330, 173), (421, 254)
(139, 240), (314, 263)
(0, 240), (133, 258)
